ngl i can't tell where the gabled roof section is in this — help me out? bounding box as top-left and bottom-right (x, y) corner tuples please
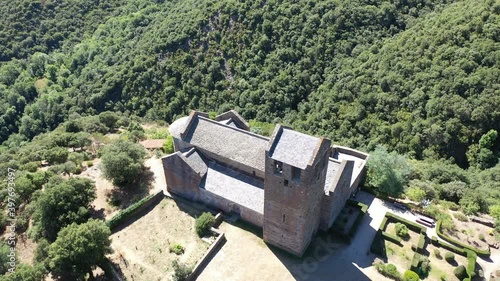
(162, 148), (208, 178)
(169, 116), (189, 139)
(214, 110), (250, 131)
(201, 161), (264, 214)
(267, 125), (329, 169)
(182, 148), (208, 176)
(180, 113), (269, 173)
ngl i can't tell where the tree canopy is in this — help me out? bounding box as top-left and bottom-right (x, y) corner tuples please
(101, 139), (146, 186)
(47, 220), (111, 279)
(31, 177), (96, 241)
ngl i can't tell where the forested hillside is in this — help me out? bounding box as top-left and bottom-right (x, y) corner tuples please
(0, 0), (498, 167)
(295, 0), (500, 165)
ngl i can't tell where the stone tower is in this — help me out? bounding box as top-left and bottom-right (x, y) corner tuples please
(263, 125), (331, 256)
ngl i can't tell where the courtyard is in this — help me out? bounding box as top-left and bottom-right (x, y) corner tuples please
(109, 198), (210, 281)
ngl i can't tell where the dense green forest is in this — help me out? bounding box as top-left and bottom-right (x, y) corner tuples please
(1, 0), (498, 167)
(0, 0), (499, 278)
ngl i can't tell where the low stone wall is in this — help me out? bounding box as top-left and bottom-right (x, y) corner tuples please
(107, 190), (164, 231)
(187, 225), (226, 281)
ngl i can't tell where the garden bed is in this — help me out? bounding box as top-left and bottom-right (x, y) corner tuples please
(425, 243), (469, 281)
(332, 200), (367, 241)
(445, 211), (495, 250)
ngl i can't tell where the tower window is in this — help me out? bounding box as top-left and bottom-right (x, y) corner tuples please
(274, 160), (283, 174)
(282, 214), (286, 223)
(292, 167), (301, 181)
(284, 179), (289, 186)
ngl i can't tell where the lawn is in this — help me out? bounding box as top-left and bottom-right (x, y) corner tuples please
(425, 243), (469, 281)
(108, 197), (210, 281)
(382, 222), (422, 272)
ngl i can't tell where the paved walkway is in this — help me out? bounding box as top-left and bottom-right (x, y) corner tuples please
(197, 191), (500, 280)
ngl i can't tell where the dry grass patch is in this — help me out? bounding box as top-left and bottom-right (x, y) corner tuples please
(446, 212), (492, 251)
(109, 198), (210, 281)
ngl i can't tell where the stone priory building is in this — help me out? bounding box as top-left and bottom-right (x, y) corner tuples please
(162, 110), (368, 256)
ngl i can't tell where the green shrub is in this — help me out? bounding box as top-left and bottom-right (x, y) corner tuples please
(395, 223), (409, 238)
(453, 212), (468, 222)
(385, 264), (401, 280)
(417, 233), (425, 251)
(195, 212), (215, 237)
(348, 206), (367, 238)
(375, 262), (401, 280)
(169, 244), (185, 255)
(386, 212), (427, 233)
(172, 260), (192, 281)
(466, 250), (477, 278)
(445, 252), (455, 263)
(20, 161), (39, 172)
(454, 265), (467, 280)
(87, 161), (93, 167)
(74, 166), (82, 174)
(436, 239), (467, 256)
(440, 200), (460, 211)
(403, 270), (419, 281)
(419, 257), (431, 276)
(109, 195), (121, 207)
(478, 233), (485, 241)
(434, 248), (442, 259)
(440, 274), (447, 281)
(163, 135), (174, 154)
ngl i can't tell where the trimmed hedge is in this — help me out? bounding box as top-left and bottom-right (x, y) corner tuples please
(410, 252), (421, 272)
(436, 220), (490, 256)
(379, 216), (389, 231)
(466, 250), (477, 279)
(417, 233), (426, 252)
(106, 193), (158, 230)
(370, 231), (385, 256)
(385, 212), (427, 234)
(382, 231), (402, 245)
(347, 200), (368, 238)
(434, 237), (467, 256)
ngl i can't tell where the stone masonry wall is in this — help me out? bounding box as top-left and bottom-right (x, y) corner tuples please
(162, 154), (202, 201)
(263, 141), (331, 256)
(319, 160), (355, 231)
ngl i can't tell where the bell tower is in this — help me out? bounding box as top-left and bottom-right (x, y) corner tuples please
(263, 125), (331, 256)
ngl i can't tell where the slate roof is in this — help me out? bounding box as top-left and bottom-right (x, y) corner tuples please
(182, 148), (208, 176)
(182, 116), (269, 172)
(324, 158), (342, 193)
(269, 127), (322, 169)
(169, 116), (189, 139)
(201, 161), (264, 214)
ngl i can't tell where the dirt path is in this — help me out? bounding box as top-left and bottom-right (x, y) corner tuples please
(144, 156), (166, 194)
(480, 250), (500, 279)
